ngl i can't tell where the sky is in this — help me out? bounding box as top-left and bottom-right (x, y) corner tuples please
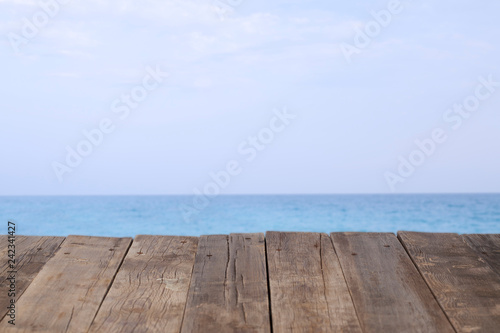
(1, 0), (499, 195)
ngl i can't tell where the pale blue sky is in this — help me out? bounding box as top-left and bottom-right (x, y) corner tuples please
(1, 0), (499, 195)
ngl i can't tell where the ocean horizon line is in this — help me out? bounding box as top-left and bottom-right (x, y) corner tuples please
(1, 192), (500, 197)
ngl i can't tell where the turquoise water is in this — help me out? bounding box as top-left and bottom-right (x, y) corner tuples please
(1, 194), (499, 237)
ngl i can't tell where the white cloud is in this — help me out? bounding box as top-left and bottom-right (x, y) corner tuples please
(54, 48), (94, 59)
(67, 0), (219, 26)
(238, 12), (280, 34)
(188, 31), (217, 51)
(0, 0), (37, 5)
(193, 76), (213, 88)
(43, 27), (101, 47)
(48, 72), (82, 78)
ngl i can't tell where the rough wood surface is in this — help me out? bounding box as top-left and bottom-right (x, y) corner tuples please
(89, 235), (198, 333)
(181, 233), (270, 333)
(399, 231), (500, 333)
(0, 236), (64, 321)
(463, 234), (500, 277)
(266, 232), (362, 333)
(3, 232), (499, 332)
(332, 232), (454, 333)
(0, 235), (131, 332)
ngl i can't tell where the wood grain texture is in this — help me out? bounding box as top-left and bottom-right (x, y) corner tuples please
(332, 232), (454, 333)
(267, 232), (362, 333)
(89, 235), (198, 333)
(399, 231), (500, 333)
(181, 233), (270, 333)
(463, 234), (500, 277)
(0, 236), (64, 321)
(0, 235), (131, 332)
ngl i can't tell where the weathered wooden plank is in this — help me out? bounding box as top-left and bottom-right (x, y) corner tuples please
(399, 231), (500, 333)
(0, 235), (131, 332)
(332, 232), (454, 333)
(463, 234), (500, 277)
(89, 235), (198, 333)
(181, 233), (270, 333)
(267, 232), (362, 333)
(0, 236), (64, 321)
(319, 233), (363, 332)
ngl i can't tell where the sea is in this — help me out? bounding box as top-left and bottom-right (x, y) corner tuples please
(1, 194), (499, 237)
